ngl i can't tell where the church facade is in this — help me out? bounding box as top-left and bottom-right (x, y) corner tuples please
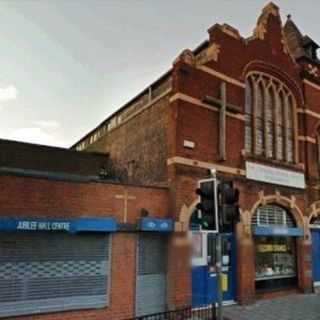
(74, 2), (320, 307)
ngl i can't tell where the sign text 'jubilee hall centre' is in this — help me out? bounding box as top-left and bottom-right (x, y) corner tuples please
(2, 2), (320, 320)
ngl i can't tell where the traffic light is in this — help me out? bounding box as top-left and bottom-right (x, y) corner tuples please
(195, 179), (218, 231)
(218, 181), (240, 232)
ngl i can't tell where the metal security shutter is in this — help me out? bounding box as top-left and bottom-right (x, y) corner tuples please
(136, 233), (167, 317)
(252, 205), (296, 227)
(0, 232), (110, 317)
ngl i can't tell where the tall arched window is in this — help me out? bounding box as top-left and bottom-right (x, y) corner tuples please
(245, 78), (253, 152)
(255, 82), (264, 155)
(316, 128), (320, 172)
(245, 72), (296, 163)
(265, 87), (275, 158)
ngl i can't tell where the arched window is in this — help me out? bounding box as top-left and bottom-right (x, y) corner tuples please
(245, 73), (296, 163)
(245, 79), (253, 153)
(265, 87), (275, 158)
(255, 82), (264, 155)
(316, 128), (320, 172)
(252, 204), (296, 228)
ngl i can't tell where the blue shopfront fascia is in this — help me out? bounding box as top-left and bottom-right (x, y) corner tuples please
(0, 217), (118, 233)
(253, 226), (303, 237)
(139, 217), (174, 232)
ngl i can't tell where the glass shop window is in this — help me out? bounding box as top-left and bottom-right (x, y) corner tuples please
(255, 236), (297, 281)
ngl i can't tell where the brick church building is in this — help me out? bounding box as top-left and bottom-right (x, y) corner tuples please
(2, 2), (320, 320)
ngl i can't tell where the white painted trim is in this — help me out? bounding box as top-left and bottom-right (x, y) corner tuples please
(167, 156), (246, 176)
(197, 65), (245, 88)
(169, 93), (245, 121)
(189, 231), (208, 266)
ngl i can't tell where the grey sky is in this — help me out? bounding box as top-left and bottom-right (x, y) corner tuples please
(0, 0), (318, 147)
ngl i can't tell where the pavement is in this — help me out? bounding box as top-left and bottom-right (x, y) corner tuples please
(222, 294), (320, 320)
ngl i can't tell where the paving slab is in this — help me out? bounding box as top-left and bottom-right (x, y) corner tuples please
(223, 294), (320, 320)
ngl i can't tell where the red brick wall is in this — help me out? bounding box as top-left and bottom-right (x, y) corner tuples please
(0, 175), (169, 224)
(84, 95), (171, 186)
(0, 174), (169, 320)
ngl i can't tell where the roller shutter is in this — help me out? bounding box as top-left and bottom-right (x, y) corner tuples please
(136, 233), (167, 317)
(0, 231), (110, 317)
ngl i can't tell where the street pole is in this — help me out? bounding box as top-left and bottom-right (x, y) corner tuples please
(209, 168), (223, 320)
(216, 233), (223, 320)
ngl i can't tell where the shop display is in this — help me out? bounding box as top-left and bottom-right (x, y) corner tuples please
(255, 236), (297, 281)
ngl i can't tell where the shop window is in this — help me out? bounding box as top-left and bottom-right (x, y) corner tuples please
(252, 205), (298, 291)
(255, 236), (297, 282)
(311, 216), (320, 226)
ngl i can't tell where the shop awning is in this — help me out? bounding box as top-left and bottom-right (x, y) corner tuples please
(0, 217), (118, 233)
(253, 226), (303, 237)
(139, 217), (174, 232)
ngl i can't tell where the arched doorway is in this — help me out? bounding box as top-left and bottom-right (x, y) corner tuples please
(189, 209), (237, 307)
(251, 204), (301, 292)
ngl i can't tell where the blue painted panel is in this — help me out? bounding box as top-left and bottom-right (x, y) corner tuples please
(139, 218), (173, 232)
(72, 218), (117, 233)
(0, 218), (117, 233)
(206, 271), (218, 304)
(312, 230), (320, 282)
(192, 266), (209, 307)
(254, 226), (303, 237)
(191, 233), (237, 307)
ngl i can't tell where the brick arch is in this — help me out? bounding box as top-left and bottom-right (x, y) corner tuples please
(307, 200), (320, 224)
(178, 192), (305, 234)
(241, 60), (304, 106)
(178, 199), (198, 229)
(310, 120), (320, 140)
(248, 192), (304, 229)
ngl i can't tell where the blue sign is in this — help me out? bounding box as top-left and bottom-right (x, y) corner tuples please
(254, 226), (303, 237)
(139, 217), (174, 232)
(0, 218), (117, 233)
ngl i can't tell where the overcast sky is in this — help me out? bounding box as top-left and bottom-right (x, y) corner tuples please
(0, 0), (318, 148)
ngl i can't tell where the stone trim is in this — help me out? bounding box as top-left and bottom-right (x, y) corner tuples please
(245, 191), (307, 239)
(169, 93), (245, 121)
(298, 136), (317, 144)
(167, 156), (246, 176)
(196, 65), (245, 88)
(307, 200), (320, 224)
(303, 79), (320, 92)
(297, 108), (320, 120)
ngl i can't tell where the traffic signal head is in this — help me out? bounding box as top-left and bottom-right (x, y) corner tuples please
(195, 179), (218, 231)
(218, 181), (240, 232)
(218, 181), (239, 205)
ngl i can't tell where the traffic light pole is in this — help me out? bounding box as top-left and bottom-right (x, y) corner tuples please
(208, 169), (223, 320)
(216, 233), (223, 320)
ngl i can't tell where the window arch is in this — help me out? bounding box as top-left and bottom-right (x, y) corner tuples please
(315, 127), (320, 172)
(245, 72), (296, 163)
